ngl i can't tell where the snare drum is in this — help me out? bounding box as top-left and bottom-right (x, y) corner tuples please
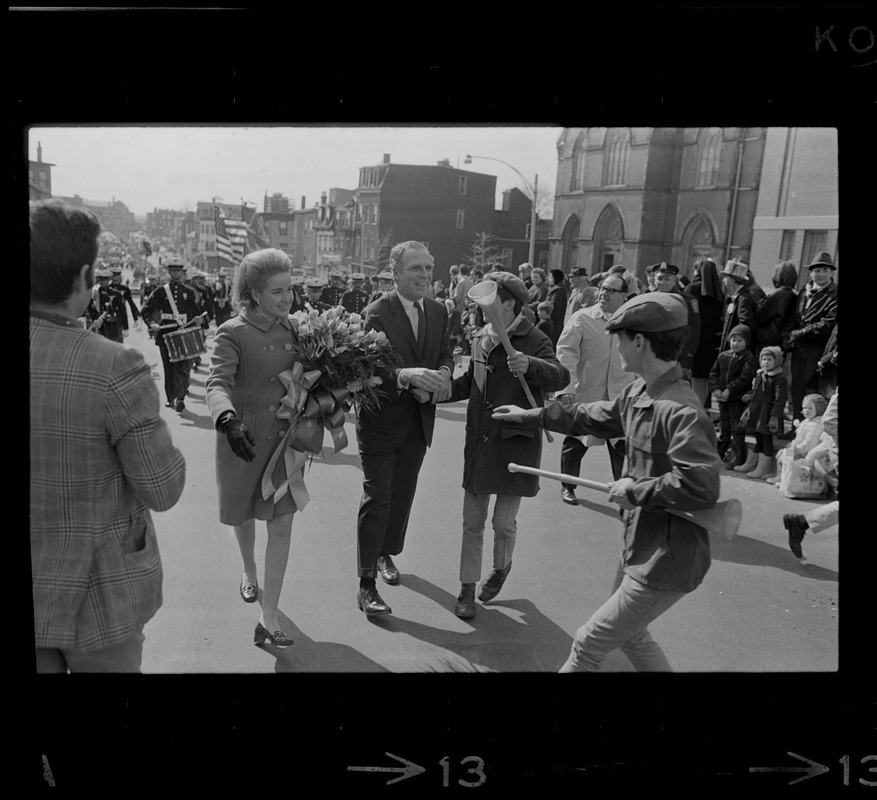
(164, 326), (207, 362)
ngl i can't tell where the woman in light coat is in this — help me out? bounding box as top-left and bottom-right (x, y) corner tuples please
(207, 248), (303, 648)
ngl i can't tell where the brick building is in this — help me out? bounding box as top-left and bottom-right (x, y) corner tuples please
(551, 127), (767, 282)
(28, 141), (53, 200)
(749, 127), (838, 290)
(350, 155), (539, 285)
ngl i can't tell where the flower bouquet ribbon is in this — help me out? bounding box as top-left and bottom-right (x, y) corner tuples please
(260, 362), (350, 509)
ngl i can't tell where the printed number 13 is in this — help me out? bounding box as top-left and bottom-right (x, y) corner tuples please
(440, 756), (487, 787)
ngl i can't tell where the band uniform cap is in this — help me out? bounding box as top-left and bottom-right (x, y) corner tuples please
(109, 266), (123, 274)
(808, 251), (836, 270)
(605, 291), (689, 333)
(327, 270), (343, 278)
(349, 272), (366, 281)
(485, 270), (529, 307)
(569, 267), (589, 277)
(653, 262), (679, 275)
(305, 278), (326, 289)
(377, 270), (394, 281)
(95, 267), (111, 278)
(722, 258), (749, 280)
(167, 259), (185, 269)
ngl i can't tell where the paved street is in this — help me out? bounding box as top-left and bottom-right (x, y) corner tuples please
(126, 322), (838, 673)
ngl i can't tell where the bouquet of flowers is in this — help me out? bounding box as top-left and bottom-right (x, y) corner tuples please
(288, 307), (403, 417)
(261, 306), (404, 509)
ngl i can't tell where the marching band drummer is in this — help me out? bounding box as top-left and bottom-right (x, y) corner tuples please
(492, 291), (722, 673)
(142, 259), (200, 412)
(86, 266), (125, 342)
(109, 265), (141, 336)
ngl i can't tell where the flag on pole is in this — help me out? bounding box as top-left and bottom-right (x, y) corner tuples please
(213, 206), (238, 265)
(246, 213), (271, 253)
(224, 216), (248, 260)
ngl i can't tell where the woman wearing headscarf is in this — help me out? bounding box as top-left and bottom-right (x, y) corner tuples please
(684, 257), (725, 406)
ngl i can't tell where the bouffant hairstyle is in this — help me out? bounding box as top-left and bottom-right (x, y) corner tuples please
(30, 199), (101, 304)
(232, 248), (292, 312)
(530, 267), (546, 283)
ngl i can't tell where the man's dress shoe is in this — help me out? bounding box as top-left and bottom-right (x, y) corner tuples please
(357, 586), (392, 616)
(376, 554), (400, 585)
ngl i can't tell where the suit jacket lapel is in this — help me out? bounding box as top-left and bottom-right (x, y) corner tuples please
(387, 291), (420, 361)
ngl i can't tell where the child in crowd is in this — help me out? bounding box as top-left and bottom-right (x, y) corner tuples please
(708, 323), (757, 469)
(737, 345), (788, 479)
(767, 393), (827, 484)
(536, 300), (554, 341)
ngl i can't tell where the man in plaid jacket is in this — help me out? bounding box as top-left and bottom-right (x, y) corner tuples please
(30, 200), (186, 672)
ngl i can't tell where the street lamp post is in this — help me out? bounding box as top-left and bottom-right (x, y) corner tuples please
(464, 154), (538, 268)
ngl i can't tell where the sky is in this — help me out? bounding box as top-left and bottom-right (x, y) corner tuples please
(27, 125), (563, 218)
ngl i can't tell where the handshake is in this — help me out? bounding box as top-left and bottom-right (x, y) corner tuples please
(399, 367), (452, 404)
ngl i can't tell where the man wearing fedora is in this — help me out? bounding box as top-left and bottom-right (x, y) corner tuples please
(564, 267), (597, 323)
(787, 251), (838, 420)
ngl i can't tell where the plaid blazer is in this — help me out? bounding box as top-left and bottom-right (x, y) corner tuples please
(30, 314), (186, 652)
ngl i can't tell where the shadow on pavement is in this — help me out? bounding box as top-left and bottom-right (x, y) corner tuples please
(256, 614), (391, 673)
(179, 407), (217, 430)
(710, 534), (838, 581)
(373, 574), (573, 672)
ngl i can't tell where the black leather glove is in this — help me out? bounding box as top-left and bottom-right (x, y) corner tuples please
(219, 414), (256, 462)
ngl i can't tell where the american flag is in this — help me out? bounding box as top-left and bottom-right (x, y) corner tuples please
(214, 206), (247, 264)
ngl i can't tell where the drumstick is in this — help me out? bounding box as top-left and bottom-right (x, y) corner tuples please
(507, 462), (741, 541)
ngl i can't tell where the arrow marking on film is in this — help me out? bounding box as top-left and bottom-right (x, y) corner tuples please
(749, 751), (830, 785)
(348, 752), (426, 785)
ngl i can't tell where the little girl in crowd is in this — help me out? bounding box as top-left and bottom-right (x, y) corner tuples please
(766, 393), (827, 484)
(736, 345), (788, 479)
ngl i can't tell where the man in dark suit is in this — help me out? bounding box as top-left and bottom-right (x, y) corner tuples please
(355, 241), (454, 615)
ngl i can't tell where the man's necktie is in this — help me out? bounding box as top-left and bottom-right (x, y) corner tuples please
(414, 301), (425, 343)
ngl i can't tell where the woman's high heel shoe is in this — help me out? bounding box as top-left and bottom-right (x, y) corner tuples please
(254, 622), (294, 648)
(240, 578), (258, 603)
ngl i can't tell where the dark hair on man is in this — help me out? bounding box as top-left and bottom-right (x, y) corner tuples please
(619, 326), (689, 362)
(496, 286), (523, 316)
(604, 275), (629, 294)
(459, 264), (471, 276)
(30, 199), (101, 304)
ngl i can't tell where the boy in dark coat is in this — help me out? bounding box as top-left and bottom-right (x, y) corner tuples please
(438, 272), (569, 619)
(709, 323), (757, 468)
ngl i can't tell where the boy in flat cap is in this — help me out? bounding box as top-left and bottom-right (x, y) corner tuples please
(439, 271), (569, 619)
(493, 292), (722, 672)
